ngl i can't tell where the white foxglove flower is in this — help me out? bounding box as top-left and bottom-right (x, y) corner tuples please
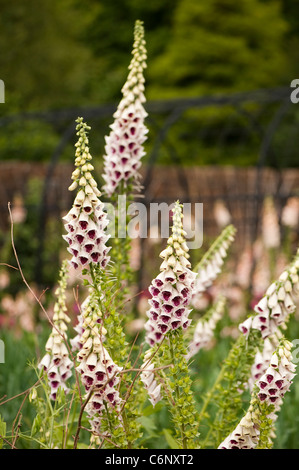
(102, 20), (148, 197)
(38, 261), (73, 400)
(219, 339), (296, 449)
(63, 118), (111, 270)
(281, 197), (299, 228)
(262, 196), (280, 249)
(78, 346), (124, 436)
(218, 411), (259, 449)
(75, 291), (107, 361)
(70, 295), (90, 352)
(248, 335), (281, 391)
(187, 296), (226, 360)
(239, 251), (299, 339)
(257, 340), (296, 409)
(213, 199), (231, 228)
(72, 287), (124, 438)
(192, 225), (236, 305)
(144, 201), (196, 347)
(140, 349), (162, 407)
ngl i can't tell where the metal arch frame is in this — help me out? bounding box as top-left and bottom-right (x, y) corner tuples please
(0, 86), (295, 286)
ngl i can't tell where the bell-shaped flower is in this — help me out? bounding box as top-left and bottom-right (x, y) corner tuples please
(82, 346), (124, 437)
(218, 411), (259, 449)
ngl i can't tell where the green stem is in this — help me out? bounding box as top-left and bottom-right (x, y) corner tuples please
(200, 330), (261, 448)
(162, 329), (200, 449)
(169, 339), (187, 449)
(197, 365), (226, 427)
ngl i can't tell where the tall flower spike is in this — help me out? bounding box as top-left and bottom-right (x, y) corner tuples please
(239, 249), (299, 339)
(63, 117), (111, 270)
(186, 295), (226, 360)
(218, 338), (296, 449)
(144, 201), (196, 347)
(192, 225), (236, 307)
(102, 20), (148, 197)
(38, 260), (73, 400)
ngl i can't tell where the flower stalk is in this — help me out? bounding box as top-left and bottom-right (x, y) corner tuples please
(144, 201), (196, 347)
(141, 201), (200, 448)
(63, 117), (111, 272)
(102, 19), (148, 307)
(102, 20), (148, 198)
(199, 330), (262, 448)
(164, 329), (200, 449)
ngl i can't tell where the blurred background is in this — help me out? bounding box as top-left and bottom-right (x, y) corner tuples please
(0, 0), (299, 448)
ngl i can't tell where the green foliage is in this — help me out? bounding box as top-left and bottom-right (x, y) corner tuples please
(0, 0), (96, 111)
(80, 0), (180, 103)
(0, 0), (292, 111)
(151, 329), (200, 449)
(0, 329), (49, 448)
(0, 120), (62, 163)
(0, 415), (6, 449)
(199, 331), (262, 447)
(0, 314), (299, 449)
(87, 265), (129, 365)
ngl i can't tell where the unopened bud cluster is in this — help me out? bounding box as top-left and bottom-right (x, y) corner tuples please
(144, 202), (196, 347)
(102, 20), (148, 197)
(75, 292), (107, 363)
(63, 117), (111, 270)
(38, 261), (73, 400)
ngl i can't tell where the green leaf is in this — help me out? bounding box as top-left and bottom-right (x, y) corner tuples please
(31, 414), (42, 437)
(138, 416), (157, 437)
(142, 402), (164, 417)
(163, 428), (178, 449)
